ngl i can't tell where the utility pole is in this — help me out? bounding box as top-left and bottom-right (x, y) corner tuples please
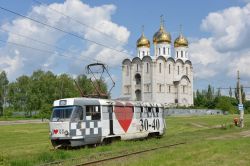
(237, 70), (244, 128)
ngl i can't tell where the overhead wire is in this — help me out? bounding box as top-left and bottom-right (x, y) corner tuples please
(0, 38), (103, 69)
(0, 28), (71, 53)
(32, 0), (136, 51)
(0, 6), (133, 58)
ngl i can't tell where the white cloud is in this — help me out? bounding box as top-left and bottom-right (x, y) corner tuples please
(201, 4), (250, 52)
(228, 51), (250, 77)
(190, 2), (250, 80)
(0, 0), (130, 80)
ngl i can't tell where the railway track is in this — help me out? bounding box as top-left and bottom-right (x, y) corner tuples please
(41, 142), (186, 166)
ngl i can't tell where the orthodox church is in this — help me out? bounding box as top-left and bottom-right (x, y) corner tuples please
(121, 18), (193, 106)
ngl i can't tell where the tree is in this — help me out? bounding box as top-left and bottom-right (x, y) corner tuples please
(216, 88), (221, 97)
(229, 86), (232, 98)
(216, 96), (236, 114)
(206, 84), (213, 101)
(235, 83), (246, 103)
(0, 71), (9, 116)
(5, 70), (108, 118)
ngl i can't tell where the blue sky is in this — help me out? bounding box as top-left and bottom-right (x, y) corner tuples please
(0, 0), (250, 98)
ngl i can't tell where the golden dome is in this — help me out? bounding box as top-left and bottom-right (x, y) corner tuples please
(137, 33), (150, 48)
(153, 25), (171, 44)
(174, 34), (188, 47)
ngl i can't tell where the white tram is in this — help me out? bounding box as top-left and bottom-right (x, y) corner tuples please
(49, 97), (166, 147)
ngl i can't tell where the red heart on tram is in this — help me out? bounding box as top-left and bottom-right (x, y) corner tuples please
(114, 102), (133, 132)
(53, 129), (58, 134)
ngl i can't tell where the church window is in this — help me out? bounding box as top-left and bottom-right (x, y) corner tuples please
(181, 51), (183, 58)
(178, 66), (180, 75)
(168, 48), (170, 55)
(125, 86), (130, 94)
(147, 84), (150, 92)
(158, 48), (160, 55)
(146, 63), (149, 73)
(183, 86), (185, 93)
(135, 74), (141, 85)
(159, 63), (162, 73)
(126, 65), (129, 76)
(159, 84), (162, 92)
(139, 51), (140, 57)
(186, 67), (188, 75)
(163, 47), (166, 55)
(177, 51), (178, 58)
(169, 64), (171, 74)
(143, 51), (145, 56)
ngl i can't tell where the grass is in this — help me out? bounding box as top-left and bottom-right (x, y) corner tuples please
(1, 115), (250, 165)
(0, 117), (39, 121)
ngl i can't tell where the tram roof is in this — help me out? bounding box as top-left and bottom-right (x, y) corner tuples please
(53, 97), (163, 107)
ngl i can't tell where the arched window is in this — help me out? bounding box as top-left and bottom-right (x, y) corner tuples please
(143, 51), (145, 56)
(126, 65), (129, 76)
(159, 84), (162, 92)
(146, 63), (149, 73)
(135, 74), (141, 85)
(135, 89), (141, 101)
(183, 86), (185, 93)
(168, 48), (170, 55)
(169, 64), (171, 74)
(163, 47), (166, 55)
(159, 63), (162, 73)
(158, 48), (160, 55)
(181, 51), (183, 58)
(177, 51), (178, 58)
(178, 66), (180, 75)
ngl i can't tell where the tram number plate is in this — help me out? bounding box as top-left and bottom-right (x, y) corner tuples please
(139, 119), (160, 131)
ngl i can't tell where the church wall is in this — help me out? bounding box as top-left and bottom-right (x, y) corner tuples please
(121, 23), (193, 106)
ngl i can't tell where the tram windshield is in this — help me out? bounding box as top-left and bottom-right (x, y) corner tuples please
(51, 106), (84, 122)
(51, 106), (75, 122)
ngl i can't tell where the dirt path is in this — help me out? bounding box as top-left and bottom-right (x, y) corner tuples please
(0, 119), (48, 126)
(208, 130), (250, 140)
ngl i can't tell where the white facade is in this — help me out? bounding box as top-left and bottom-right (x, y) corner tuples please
(121, 24), (193, 106)
(137, 46), (150, 59)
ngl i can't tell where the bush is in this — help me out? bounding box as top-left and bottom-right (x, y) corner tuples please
(3, 108), (14, 117)
(216, 96), (237, 114)
(38, 103), (52, 119)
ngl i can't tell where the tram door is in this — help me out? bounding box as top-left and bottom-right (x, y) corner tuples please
(108, 106), (114, 135)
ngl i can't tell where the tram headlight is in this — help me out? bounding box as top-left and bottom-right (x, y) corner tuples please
(64, 130), (69, 135)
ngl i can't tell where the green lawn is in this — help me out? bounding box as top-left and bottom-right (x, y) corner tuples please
(1, 115), (250, 166)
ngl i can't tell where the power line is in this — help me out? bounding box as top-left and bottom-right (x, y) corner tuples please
(217, 87), (250, 89)
(0, 39), (94, 63)
(0, 5), (132, 57)
(32, 0), (136, 51)
(0, 38), (122, 70)
(0, 28), (70, 53)
(0, 28), (123, 70)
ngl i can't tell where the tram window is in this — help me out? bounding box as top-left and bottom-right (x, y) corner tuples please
(134, 107), (142, 119)
(86, 105), (101, 120)
(148, 107), (152, 113)
(71, 106), (83, 122)
(156, 107), (159, 113)
(156, 107), (159, 117)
